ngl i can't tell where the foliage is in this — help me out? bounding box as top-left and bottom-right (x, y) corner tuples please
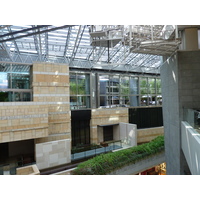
(71, 135), (164, 175)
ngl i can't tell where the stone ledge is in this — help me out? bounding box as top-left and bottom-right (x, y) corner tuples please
(107, 151), (165, 175)
(16, 164), (40, 175)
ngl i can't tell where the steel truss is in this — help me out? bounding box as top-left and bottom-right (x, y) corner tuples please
(0, 25), (181, 74)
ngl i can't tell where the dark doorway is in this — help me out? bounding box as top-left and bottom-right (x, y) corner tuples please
(0, 143), (9, 163)
(71, 110), (91, 147)
(103, 126), (113, 141)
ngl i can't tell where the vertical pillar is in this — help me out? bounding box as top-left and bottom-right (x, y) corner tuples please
(182, 28), (198, 50)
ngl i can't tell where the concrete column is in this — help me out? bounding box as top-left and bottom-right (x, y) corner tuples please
(161, 50), (200, 174)
(182, 28), (198, 50)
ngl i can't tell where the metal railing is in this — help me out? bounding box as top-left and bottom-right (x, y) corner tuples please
(71, 140), (122, 161)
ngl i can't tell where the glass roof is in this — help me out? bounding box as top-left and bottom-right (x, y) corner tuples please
(0, 25), (181, 74)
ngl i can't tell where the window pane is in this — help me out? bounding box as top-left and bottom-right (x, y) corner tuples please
(121, 96), (129, 106)
(140, 77), (148, 95)
(110, 76), (119, 94)
(130, 77), (138, 94)
(149, 78), (156, 94)
(11, 73), (30, 89)
(157, 95), (162, 105)
(77, 74), (90, 95)
(13, 92), (21, 101)
(156, 79), (162, 94)
(109, 96), (119, 106)
(149, 95), (156, 105)
(22, 92), (31, 101)
(0, 91), (12, 102)
(130, 96), (139, 106)
(99, 75), (109, 95)
(77, 96), (90, 109)
(121, 77), (129, 95)
(0, 73), (8, 89)
(70, 74), (77, 95)
(100, 96), (108, 107)
(141, 95), (149, 106)
(70, 96), (77, 109)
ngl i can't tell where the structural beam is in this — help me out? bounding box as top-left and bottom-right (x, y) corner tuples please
(0, 25), (74, 43)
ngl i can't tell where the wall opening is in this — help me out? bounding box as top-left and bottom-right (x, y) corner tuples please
(103, 125), (113, 141)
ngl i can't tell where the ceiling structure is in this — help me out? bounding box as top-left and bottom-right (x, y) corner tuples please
(0, 25), (181, 74)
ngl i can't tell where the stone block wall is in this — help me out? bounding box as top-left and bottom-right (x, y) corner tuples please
(32, 62), (71, 143)
(90, 108), (128, 144)
(35, 139), (71, 170)
(137, 127), (164, 144)
(0, 62), (71, 144)
(0, 103), (48, 143)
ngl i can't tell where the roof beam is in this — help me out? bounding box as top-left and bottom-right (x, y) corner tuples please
(63, 26), (72, 56)
(0, 25), (49, 39)
(7, 26), (23, 62)
(69, 25), (86, 64)
(45, 29), (49, 59)
(32, 25), (41, 60)
(0, 25), (74, 43)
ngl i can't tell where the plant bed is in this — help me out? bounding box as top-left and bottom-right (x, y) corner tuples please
(71, 135), (164, 175)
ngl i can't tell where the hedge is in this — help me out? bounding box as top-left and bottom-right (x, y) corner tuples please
(71, 135), (164, 175)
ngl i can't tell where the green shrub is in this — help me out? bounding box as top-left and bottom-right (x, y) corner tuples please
(72, 135), (164, 175)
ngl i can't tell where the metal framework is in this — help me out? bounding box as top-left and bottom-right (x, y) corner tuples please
(0, 25), (181, 74)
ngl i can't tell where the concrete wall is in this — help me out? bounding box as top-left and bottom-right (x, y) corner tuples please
(119, 123), (137, 147)
(35, 139), (71, 170)
(108, 152), (165, 175)
(161, 50), (200, 174)
(137, 127), (164, 144)
(181, 121), (200, 175)
(91, 108), (128, 144)
(160, 54), (181, 174)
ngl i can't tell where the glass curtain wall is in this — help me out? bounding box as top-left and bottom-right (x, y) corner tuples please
(0, 63), (32, 102)
(99, 73), (161, 108)
(70, 73), (91, 109)
(140, 77), (162, 106)
(99, 74), (140, 108)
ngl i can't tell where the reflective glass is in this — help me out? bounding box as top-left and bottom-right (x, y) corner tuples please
(130, 77), (139, 95)
(0, 73), (8, 89)
(77, 96), (90, 109)
(121, 77), (129, 95)
(141, 95), (149, 106)
(70, 74), (77, 95)
(22, 92), (31, 101)
(13, 92), (21, 101)
(148, 78), (156, 94)
(99, 75), (109, 95)
(11, 73), (30, 89)
(121, 96), (129, 106)
(100, 96), (108, 107)
(0, 91), (12, 102)
(156, 79), (162, 94)
(77, 74), (90, 95)
(70, 96), (77, 109)
(140, 77), (148, 95)
(108, 96), (119, 105)
(130, 96), (139, 107)
(149, 95), (157, 105)
(157, 95), (162, 105)
(109, 76), (119, 94)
